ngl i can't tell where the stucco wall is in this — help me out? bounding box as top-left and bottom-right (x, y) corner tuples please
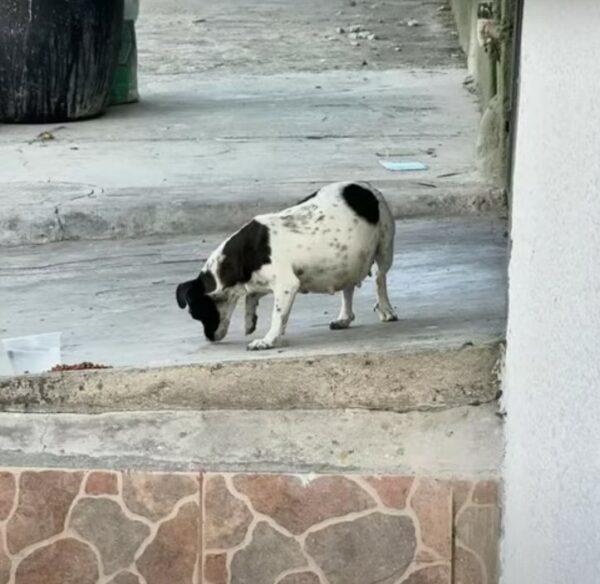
(503, 1), (600, 582)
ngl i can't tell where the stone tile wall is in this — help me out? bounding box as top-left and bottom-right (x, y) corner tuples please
(0, 469), (499, 584)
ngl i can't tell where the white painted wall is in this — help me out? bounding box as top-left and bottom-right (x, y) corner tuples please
(502, 1), (600, 582)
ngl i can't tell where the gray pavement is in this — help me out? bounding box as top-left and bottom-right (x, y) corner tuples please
(0, 216), (506, 375)
(0, 0), (495, 245)
(136, 0), (462, 75)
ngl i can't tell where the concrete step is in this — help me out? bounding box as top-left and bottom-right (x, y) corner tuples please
(0, 404), (502, 476)
(0, 70), (502, 246)
(0, 215), (506, 414)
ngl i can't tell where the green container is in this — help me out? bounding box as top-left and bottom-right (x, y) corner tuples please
(110, 18), (138, 105)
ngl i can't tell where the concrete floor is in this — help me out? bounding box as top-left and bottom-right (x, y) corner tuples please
(0, 0), (493, 246)
(0, 0), (505, 478)
(0, 0), (506, 386)
(0, 216), (506, 375)
(137, 0), (462, 75)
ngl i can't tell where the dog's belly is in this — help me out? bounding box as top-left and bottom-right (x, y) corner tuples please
(298, 269), (363, 293)
(293, 245), (376, 293)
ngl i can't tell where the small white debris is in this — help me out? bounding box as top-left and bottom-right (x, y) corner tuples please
(348, 24), (363, 33)
(350, 40), (360, 47)
(367, 33), (377, 40)
(336, 26), (345, 33)
(407, 18), (420, 27)
(297, 473), (319, 487)
(394, 46), (402, 51)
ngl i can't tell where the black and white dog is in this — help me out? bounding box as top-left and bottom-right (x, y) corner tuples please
(176, 182), (397, 350)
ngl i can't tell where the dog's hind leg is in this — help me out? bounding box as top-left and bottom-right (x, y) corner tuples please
(330, 287), (355, 330)
(247, 277), (300, 350)
(244, 293), (264, 335)
(374, 222), (398, 323)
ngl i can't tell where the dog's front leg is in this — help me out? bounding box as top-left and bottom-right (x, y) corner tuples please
(244, 293), (264, 335)
(247, 280), (299, 351)
(330, 287), (356, 330)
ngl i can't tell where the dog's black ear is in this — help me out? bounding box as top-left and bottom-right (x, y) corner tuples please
(176, 271), (217, 309)
(199, 271), (217, 294)
(176, 280), (196, 309)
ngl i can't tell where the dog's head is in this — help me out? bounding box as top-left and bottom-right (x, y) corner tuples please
(176, 271), (237, 342)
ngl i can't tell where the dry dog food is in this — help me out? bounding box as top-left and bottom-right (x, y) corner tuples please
(51, 362), (112, 372)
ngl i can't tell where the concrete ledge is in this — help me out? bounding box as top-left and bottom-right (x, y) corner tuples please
(0, 403), (502, 475)
(0, 344), (501, 414)
(0, 180), (504, 246)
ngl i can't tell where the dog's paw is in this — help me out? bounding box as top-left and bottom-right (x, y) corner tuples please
(247, 338), (275, 351)
(245, 314), (258, 336)
(329, 318), (353, 330)
(374, 303), (398, 322)
(381, 313), (398, 322)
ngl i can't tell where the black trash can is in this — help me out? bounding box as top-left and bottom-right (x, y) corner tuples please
(0, 0), (124, 123)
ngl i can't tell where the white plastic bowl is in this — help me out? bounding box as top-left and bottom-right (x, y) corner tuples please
(2, 332), (62, 375)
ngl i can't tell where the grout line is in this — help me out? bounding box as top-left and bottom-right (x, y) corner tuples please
(396, 560), (450, 584)
(133, 493), (200, 564)
(454, 542), (489, 584)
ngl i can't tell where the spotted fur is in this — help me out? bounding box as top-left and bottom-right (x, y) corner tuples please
(176, 181), (397, 350)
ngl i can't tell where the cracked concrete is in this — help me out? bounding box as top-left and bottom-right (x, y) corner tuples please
(0, 343), (501, 414)
(0, 0), (499, 245)
(0, 404), (502, 476)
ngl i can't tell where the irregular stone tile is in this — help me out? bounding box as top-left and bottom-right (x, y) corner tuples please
(455, 506), (500, 583)
(0, 472), (16, 520)
(205, 475), (252, 549)
(233, 474), (374, 534)
(452, 481), (473, 519)
(70, 497), (150, 575)
(365, 476), (413, 509)
(107, 573), (140, 584)
(7, 471), (82, 554)
(137, 501), (199, 584)
(472, 480), (499, 505)
(453, 545), (484, 584)
(123, 471), (199, 521)
(402, 565), (450, 584)
(230, 522), (306, 584)
(15, 538), (99, 584)
(410, 478), (452, 560)
(85, 471), (119, 496)
(305, 512), (416, 584)
(0, 537), (11, 584)
(278, 572), (321, 584)
(204, 553), (228, 584)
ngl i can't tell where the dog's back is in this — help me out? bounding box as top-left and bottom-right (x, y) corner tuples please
(255, 182), (394, 294)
